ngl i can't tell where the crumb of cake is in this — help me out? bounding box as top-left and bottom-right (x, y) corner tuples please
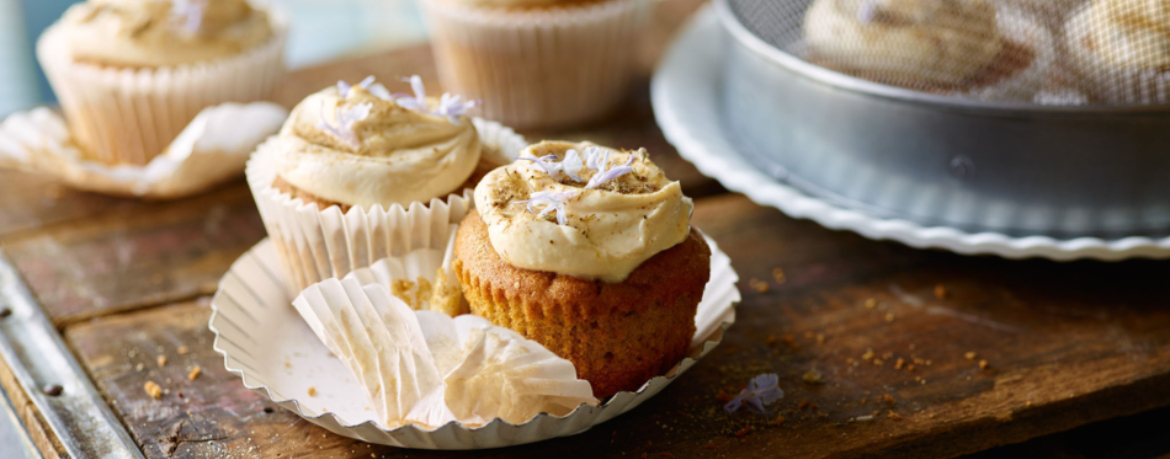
(885, 312), (895, 322)
(157, 355), (166, 367)
(772, 416), (786, 426)
(873, 359), (883, 366)
(144, 381), (162, 399)
(888, 411), (903, 421)
(862, 348), (875, 360)
(815, 333), (825, 345)
(895, 358), (905, 370)
(798, 399), (810, 410)
(882, 352), (893, 360)
(907, 364), (915, 372)
(965, 352), (977, 360)
(308, 387), (318, 397)
(915, 376), (921, 382)
(188, 366), (201, 381)
(865, 298), (877, 309)
(284, 362), (291, 368)
(804, 331), (813, 339)
(803, 369), (824, 385)
(1026, 401), (1032, 407)
(934, 284), (947, 299)
(979, 360), (989, 370)
(913, 357), (925, 365)
(734, 426), (752, 437)
(177, 346), (188, 355)
(772, 268), (786, 284)
(849, 415), (875, 423)
(881, 394), (896, 405)
(749, 278), (768, 293)
(810, 402), (819, 411)
(846, 357), (856, 365)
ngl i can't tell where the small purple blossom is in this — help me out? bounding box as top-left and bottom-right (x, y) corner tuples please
(517, 154), (561, 175)
(317, 102), (373, 149)
(515, 191), (579, 226)
(560, 149), (586, 182)
(391, 75), (478, 121)
(338, 76), (392, 101)
(436, 93), (481, 123)
(392, 75), (431, 112)
(171, 0), (206, 35)
(724, 374), (783, 414)
(585, 155), (635, 189)
(857, 0), (879, 23)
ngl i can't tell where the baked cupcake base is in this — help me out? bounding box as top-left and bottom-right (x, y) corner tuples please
(454, 210), (711, 398)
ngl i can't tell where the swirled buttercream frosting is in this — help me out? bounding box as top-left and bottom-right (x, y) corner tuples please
(473, 141), (693, 283)
(59, 0), (273, 68)
(274, 76), (483, 209)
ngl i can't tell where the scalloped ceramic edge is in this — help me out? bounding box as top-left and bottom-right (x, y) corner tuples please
(208, 235), (737, 449)
(651, 6), (1170, 261)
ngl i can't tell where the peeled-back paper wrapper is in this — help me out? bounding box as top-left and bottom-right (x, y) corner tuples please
(209, 231), (738, 448)
(421, 0), (651, 130)
(36, 6), (289, 166)
(246, 117), (527, 295)
(0, 103), (287, 199)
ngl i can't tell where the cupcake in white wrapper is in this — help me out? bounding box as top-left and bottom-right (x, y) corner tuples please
(36, 0), (289, 166)
(421, 0), (652, 130)
(1064, 0), (1170, 105)
(247, 76), (527, 294)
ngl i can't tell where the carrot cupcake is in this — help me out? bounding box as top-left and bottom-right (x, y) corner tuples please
(37, 0), (288, 166)
(420, 0), (650, 130)
(247, 76), (526, 293)
(455, 141), (710, 398)
(802, 0), (1055, 101)
(1064, 0), (1170, 104)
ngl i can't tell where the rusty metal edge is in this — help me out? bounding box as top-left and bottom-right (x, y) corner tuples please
(0, 251), (143, 459)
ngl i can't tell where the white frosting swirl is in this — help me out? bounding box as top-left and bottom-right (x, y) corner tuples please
(473, 141), (693, 283)
(275, 83), (481, 208)
(803, 0), (1003, 86)
(1078, 0), (1170, 70)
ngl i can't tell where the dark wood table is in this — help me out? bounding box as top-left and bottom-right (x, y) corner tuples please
(2, 1), (1169, 458)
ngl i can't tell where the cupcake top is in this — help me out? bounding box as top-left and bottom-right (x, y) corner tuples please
(473, 141), (693, 283)
(59, 0), (272, 68)
(803, 0), (1003, 86)
(275, 76), (482, 209)
(442, 0), (577, 8)
(1076, 0), (1170, 70)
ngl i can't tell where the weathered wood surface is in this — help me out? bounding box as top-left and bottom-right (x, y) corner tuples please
(63, 194), (1170, 459)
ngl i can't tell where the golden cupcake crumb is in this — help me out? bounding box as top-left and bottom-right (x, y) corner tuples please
(157, 355), (166, 367)
(188, 366), (201, 381)
(144, 381), (162, 399)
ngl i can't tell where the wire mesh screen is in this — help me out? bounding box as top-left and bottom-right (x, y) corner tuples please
(726, 0), (1170, 106)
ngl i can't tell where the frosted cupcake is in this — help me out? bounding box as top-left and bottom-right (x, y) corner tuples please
(802, 0), (1055, 102)
(454, 141), (710, 398)
(1064, 0), (1170, 104)
(247, 76), (526, 293)
(37, 0), (288, 165)
(420, 0), (650, 130)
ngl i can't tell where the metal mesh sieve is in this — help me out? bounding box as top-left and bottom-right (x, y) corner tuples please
(726, 0), (1170, 106)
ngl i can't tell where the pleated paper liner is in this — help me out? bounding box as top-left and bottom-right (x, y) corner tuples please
(421, 0), (651, 130)
(36, 5), (289, 166)
(0, 103), (287, 199)
(246, 118), (527, 295)
(209, 231), (738, 448)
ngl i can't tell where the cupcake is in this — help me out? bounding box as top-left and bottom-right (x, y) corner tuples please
(420, 0), (650, 130)
(1064, 0), (1170, 104)
(37, 0), (288, 165)
(801, 0), (1055, 101)
(247, 76), (526, 293)
(454, 141), (710, 398)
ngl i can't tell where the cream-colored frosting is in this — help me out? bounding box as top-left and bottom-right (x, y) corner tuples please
(473, 141), (692, 283)
(1078, 0), (1170, 70)
(803, 0), (1003, 86)
(275, 83), (482, 209)
(59, 0), (272, 68)
(442, 0), (571, 8)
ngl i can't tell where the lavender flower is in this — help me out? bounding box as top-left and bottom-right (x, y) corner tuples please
(857, 0), (879, 23)
(392, 75), (431, 112)
(515, 191), (579, 226)
(517, 154), (562, 175)
(338, 76), (393, 101)
(560, 149), (586, 182)
(585, 155), (635, 189)
(317, 102), (373, 149)
(391, 75), (479, 121)
(171, 0), (206, 35)
(724, 374), (783, 414)
(436, 93), (481, 123)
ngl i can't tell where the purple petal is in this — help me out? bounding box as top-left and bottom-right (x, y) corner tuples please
(337, 80), (352, 97)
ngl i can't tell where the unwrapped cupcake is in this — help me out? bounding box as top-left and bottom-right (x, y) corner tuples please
(247, 76), (527, 293)
(801, 0), (1055, 102)
(1064, 0), (1170, 104)
(420, 0), (651, 130)
(37, 0), (288, 166)
(455, 141), (710, 398)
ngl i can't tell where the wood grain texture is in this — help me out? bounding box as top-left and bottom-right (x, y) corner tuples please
(0, 169), (135, 241)
(2, 182), (266, 326)
(63, 195), (1170, 459)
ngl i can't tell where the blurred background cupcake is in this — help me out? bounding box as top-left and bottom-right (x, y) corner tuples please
(1064, 0), (1170, 104)
(420, 0), (651, 130)
(36, 0), (289, 165)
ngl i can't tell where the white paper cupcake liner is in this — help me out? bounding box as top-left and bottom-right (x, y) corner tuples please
(421, 0), (651, 130)
(246, 118), (527, 295)
(209, 230), (738, 448)
(0, 103), (287, 199)
(36, 5), (289, 166)
(1064, 3), (1170, 105)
